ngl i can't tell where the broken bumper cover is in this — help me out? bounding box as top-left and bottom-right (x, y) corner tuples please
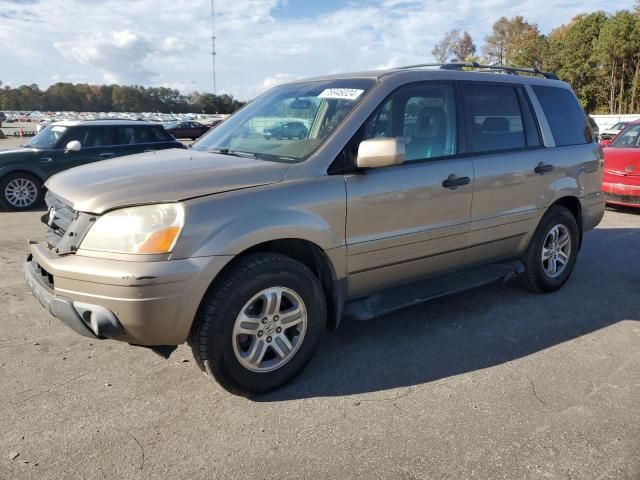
(24, 241), (232, 345)
(24, 257), (121, 338)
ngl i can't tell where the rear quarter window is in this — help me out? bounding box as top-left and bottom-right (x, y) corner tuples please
(532, 86), (592, 146)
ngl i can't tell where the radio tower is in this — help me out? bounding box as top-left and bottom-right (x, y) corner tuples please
(210, 0), (217, 96)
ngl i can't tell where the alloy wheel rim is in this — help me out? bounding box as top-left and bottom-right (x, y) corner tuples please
(541, 224), (571, 278)
(232, 286), (307, 373)
(5, 178), (37, 208)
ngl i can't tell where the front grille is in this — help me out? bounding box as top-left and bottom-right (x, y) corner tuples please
(43, 192), (77, 247)
(41, 192), (97, 255)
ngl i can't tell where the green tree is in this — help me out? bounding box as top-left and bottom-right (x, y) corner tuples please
(482, 16), (539, 66)
(594, 11), (640, 113)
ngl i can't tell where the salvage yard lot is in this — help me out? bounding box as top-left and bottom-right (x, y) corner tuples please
(1, 192), (639, 478)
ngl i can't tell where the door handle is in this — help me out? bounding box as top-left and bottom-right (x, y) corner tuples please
(39, 157), (52, 163)
(143, 149), (154, 153)
(534, 162), (554, 174)
(442, 174), (471, 190)
(99, 152), (115, 157)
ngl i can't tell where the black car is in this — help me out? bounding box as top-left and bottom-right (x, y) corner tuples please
(0, 120), (184, 210)
(263, 121), (308, 140)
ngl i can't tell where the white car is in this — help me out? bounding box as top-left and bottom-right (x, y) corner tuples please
(599, 121), (630, 145)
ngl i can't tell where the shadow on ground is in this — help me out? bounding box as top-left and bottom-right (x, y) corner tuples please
(259, 227), (640, 401)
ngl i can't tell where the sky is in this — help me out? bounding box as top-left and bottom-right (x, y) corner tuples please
(0, 0), (636, 100)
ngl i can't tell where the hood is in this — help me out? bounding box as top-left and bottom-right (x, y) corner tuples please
(46, 148), (289, 214)
(604, 147), (640, 176)
(0, 147), (37, 158)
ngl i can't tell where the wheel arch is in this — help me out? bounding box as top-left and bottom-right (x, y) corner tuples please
(0, 165), (48, 184)
(194, 238), (346, 333)
(548, 196), (583, 247)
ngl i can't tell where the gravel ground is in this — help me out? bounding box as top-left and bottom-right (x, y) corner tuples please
(0, 169), (639, 478)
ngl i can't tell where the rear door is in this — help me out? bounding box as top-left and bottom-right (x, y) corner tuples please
(463, 82), (553, 266)
(345, 82), (474, 297)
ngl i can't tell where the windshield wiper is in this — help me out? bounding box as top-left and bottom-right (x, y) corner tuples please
(210, 148), (257, 159)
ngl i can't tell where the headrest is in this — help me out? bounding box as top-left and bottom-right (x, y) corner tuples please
(414, 107), (446, 138)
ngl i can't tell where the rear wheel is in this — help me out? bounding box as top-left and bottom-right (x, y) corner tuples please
(189, 253), (326, 395)
(519, 205), (580, 293)
(0, 172), (43, 211)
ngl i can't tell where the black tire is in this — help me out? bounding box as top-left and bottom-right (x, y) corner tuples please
(0, 172), (43, 211)
(189, 253), (326, 395)
(519, 205), (580, 293)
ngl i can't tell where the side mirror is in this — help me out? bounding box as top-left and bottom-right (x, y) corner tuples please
(356, 138), (405, 169)
(65, 140), (81, 153)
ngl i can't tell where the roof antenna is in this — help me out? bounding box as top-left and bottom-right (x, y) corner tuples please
(210, 0), (217, 96)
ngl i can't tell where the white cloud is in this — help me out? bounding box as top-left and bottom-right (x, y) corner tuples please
(0, 0), (637, 99)
(55, 30), (157, 84)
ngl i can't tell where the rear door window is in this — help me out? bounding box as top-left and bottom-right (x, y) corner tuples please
(117, 126), (155, 145)
(532, 86), (592, 146)
(462, 84), (526, 153)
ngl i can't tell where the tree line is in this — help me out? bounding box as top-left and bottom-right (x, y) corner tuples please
(0, 82), (245, 114)
(3, 3), (640, 115)
(433, 3), (640, 114)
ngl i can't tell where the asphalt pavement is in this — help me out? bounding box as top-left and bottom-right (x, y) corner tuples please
(0, 175), (638, 479)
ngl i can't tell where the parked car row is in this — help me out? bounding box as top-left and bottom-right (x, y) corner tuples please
(0, 110), (228, 125)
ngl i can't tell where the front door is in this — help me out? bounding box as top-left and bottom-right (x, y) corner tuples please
(50, 126), (118, 174)
(345, 82), (474, 297)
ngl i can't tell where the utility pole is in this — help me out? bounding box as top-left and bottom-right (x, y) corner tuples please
(211, 0), (217, 96)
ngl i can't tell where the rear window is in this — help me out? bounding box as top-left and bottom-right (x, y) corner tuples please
(532, 86), (592, 146)
(462, 84), (526, 153)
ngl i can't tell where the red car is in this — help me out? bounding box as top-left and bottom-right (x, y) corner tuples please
(602, 120), (640, 208)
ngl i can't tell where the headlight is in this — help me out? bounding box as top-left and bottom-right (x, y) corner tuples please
(80, 203), (184, 254)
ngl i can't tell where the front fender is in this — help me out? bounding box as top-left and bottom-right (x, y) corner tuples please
(0, 163), (49, 182)
(192, 207), (342, 257)
(173, 176), (347, 259)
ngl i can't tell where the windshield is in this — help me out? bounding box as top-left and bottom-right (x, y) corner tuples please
(191, 79), (376, 162)
(25, 125), (67, 149)
(611, 122), (629, 130)
(609, 124), (640, 148)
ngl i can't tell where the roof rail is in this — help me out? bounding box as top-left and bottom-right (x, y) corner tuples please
(394, 62), (559, 80)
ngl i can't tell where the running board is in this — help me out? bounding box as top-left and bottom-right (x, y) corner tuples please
(344, 260), (525, 321)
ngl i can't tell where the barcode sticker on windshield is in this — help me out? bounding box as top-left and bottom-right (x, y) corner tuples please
(318, 88), (364, 101)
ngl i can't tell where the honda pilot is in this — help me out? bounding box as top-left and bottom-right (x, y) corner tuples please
(24, 63), (605, 395)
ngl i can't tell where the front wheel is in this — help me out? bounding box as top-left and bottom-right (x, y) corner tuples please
(0, 172), (43, 211)
(519, 205), (580, 293)
(189, 253), (326, 395)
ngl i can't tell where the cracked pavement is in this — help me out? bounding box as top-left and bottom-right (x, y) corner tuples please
(0, 199), (639, 479)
